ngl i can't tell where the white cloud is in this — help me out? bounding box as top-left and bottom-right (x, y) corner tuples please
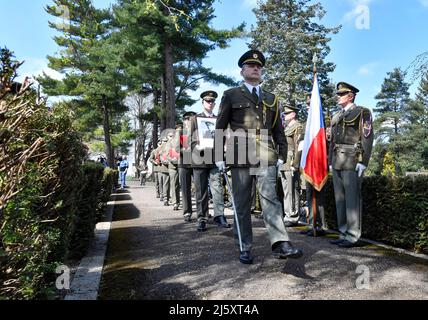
(242, 0), (258, 9)
(357, 62), (379, 75)
(16, 57), (63, 82)
(420, 0), (428, 7)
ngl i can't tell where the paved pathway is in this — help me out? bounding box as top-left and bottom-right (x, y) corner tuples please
(98, 180), (428, 300)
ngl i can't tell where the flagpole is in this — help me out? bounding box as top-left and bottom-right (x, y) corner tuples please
(312, 53), (318, 237)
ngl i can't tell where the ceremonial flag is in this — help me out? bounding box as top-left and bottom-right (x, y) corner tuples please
(299, 74), (328, 191)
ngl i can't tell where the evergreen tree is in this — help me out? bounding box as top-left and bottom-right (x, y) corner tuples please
(374, 68), (410, 174)
(399, 72), (428, 172)
(39, 0), (129, 167)
(250, 0), (340, 116)
(113, 0), (244, 131)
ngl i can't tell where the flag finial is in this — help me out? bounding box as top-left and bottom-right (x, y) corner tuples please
(312, 53), (318, 74)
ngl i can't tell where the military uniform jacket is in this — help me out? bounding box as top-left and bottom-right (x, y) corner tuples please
(149, 149), (160, 172)
(329, 103), (374, 171)
(280, 120), (303, 171)
(190, 113), (216, 168)
(178, 126), (192, 169)
(215, 85), (287, 167)
(155, 145), (168, 173)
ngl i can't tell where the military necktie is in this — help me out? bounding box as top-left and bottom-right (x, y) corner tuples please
(252, 87), (259, 102)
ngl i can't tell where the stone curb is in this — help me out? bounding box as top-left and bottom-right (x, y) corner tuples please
(64, 194), (116, 300)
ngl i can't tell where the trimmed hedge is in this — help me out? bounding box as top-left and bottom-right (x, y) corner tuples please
(324, 176), (428, 254)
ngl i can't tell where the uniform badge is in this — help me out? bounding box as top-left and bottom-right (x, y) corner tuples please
(253, 54), (258, 59)
(363, 114), (372, 138)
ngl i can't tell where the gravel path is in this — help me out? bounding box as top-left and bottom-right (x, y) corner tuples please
(98, 180), (428, 300)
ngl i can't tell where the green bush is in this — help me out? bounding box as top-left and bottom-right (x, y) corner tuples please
(0, 49), (115, 299)
(324, 175), (428, 254)
(98, 168), (117, 221)
(68, 162), (105, 259)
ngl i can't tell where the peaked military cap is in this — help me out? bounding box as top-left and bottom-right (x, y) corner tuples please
(200, 90), (218, 100)
(283, 105), (300, 114)
(336, 82), (360, 94)
(183, 111), (197, 119)
(238, 49), (266, 68)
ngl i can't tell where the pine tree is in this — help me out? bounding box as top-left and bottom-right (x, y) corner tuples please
(399, 72), (428, 172)
(374, 68), (410, 174)
(39, 0), (129, 167)
(113, 0), (244, 131)
(250, 0), (340, 115)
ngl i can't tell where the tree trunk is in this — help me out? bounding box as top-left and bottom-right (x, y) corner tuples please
(102, 95), (114, 168)
(160, 76), (167, 131)
(164, 40), (175, 129)
(153, 92), (160, 144)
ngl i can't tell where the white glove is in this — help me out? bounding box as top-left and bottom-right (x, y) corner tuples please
(216, 161), (226, 171)
(290, 166), (296, 172)
(276, 159), (284, 168)
(195, 144), (203, 151)
(355, 163), (367, 177)
(329, 165), (333, 173)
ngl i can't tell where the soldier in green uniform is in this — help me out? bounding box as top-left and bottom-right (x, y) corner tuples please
(149, 141), (162, 198)
(179, 111), (197, 222)
(166, 127), (181, 211)
(329, 82), (374, 248)
(158, 137), (170, 205)
(215, 49), (303, 264)
(190, 91), (229, 232)
(279, 105), (304, 227)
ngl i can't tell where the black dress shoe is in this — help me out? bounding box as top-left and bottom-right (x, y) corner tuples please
(239, 251), (253, 264)
(184, 215), (192, 222)
(173, 204), (179, 211)
(197, 221), (207, 232)
(160, 197), (164, 202)
(213, 215), (231, 228)
(338, 240), (355, 248)
(283, 221), (298, 228)
(164, 201), (169, 206)
(272, 241), (303, 259)
(330, 239), (345, 245)
(306, 229), (326, 237)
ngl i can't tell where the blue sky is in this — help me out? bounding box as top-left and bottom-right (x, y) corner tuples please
(1, 0), (428, 115)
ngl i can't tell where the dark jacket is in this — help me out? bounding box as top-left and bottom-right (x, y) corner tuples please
(215, 84), (287, 167)
(329, 104), (374, 170)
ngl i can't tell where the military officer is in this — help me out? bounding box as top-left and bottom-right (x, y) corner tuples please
(178, 111), (197, 222)
(214, 49), (303, 264)
(190, 90), (229, 232)
(166, 127), (181, 211)
(158, 136), (170, 205)
(329, 82), (374, 248)
(279, 105), (304, 227)
(149, 141), (162, 198)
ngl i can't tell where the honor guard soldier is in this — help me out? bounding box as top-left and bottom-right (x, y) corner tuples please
(279, 105), (304, 227)
(329, 82), (374, 248)
(190, 91), (229, 232)
(149, 141), (162, 198)
(179, 111), (197, 222)
(158, 137), (170, 204)
(215, 49), (303, 264)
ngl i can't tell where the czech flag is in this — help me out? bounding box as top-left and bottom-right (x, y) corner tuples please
(299, 74), (328, 191)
